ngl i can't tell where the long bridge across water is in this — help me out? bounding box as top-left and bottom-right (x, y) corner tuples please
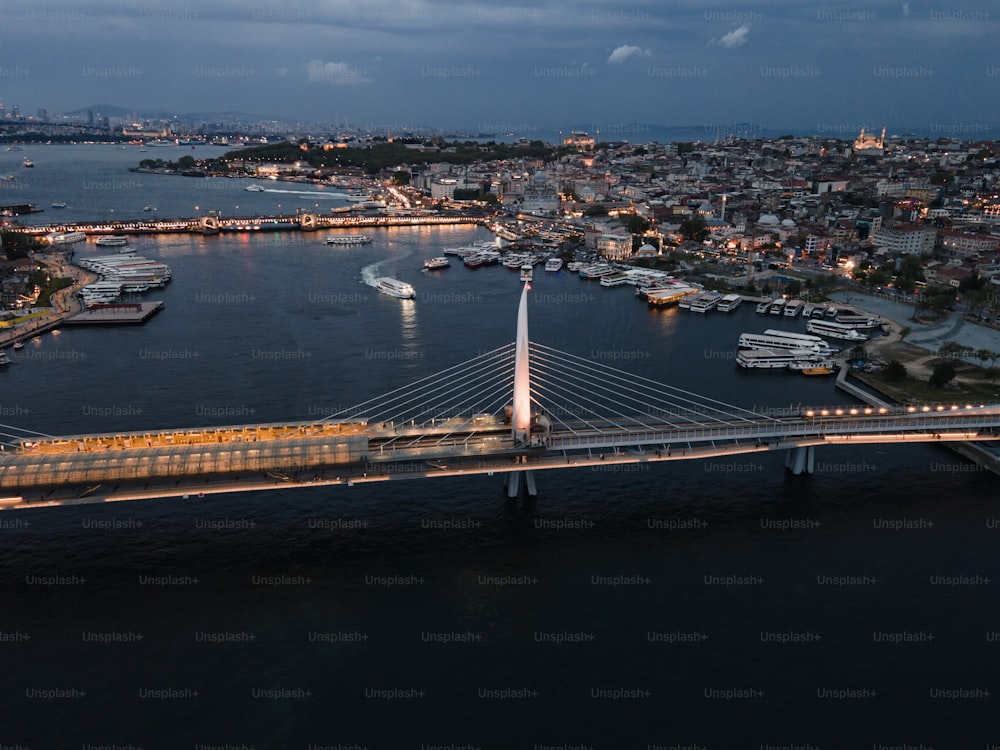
(14, 211), (486, 238)
(1, 285), (998, 511)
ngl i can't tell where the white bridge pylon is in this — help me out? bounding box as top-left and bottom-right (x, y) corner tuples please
(323, 282), (787, 498)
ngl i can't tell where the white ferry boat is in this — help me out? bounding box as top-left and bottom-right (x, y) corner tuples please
(690, 292), (722, 313)
(738, 330), (838, 354)
(737, 348), (828, 369)
(802, 303), (816, 317)
(520, 265), (533, 282)
(375, 277), (415, 299)
(769, 298), (787, 315)
(599, 271), (630, 287)
(755, 298), (774, 314)
(326, 235), (372, 245)
(834, 312), (880, 328)
(0, 351), (11, 366)
(806, 319), (869, 341)
(717, 294), (742, 312)
(47, 231), (86, 245)
(423, 257), (450, 270)
(95, 235), (128, 247)
(244, 184), (266, 192)
(544, 257), (563, 272)
(783, 299), (804, 317)
(810, 305), (828, 318)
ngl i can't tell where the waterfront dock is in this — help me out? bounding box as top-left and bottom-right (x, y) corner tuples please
(63, 301), (164, 326)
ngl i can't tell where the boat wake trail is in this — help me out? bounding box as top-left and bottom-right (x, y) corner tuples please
(263, 189), (350, 199)
(360, 246), (414, 288)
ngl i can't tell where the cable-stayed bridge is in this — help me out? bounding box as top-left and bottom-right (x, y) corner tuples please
(1, 285), (998, 510)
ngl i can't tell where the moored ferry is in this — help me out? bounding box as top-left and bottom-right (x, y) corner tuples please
(95, 235), (128, 247)
(326, 235), (372, 245)
(755, 298), (774, 314)
(544, 257), (563, 272)
(375, 277), (415, 299)
(737, 348), (828, 369)
(690, 292), (722, 313)
(738, 329), (838, 354)
(783, 299), (804, 317)
(717, 294), (742, 312)
(769, 298), (787, 315)
(806, 319), (869, 341)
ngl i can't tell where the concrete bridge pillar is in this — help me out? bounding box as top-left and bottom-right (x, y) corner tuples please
(504, 469), (537, 499)
(784, 446), (815, 475)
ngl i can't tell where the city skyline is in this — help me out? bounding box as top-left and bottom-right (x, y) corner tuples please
(1, 0), (998, 138)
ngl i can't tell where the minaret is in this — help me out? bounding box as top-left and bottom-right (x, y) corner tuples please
(720, 194), (727, 223)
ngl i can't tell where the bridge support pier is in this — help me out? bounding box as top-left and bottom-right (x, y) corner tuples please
(784, 446), (815, 475)
(504, 470), (537, 499)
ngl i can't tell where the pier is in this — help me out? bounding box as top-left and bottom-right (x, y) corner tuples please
(12, 211), (487, 238)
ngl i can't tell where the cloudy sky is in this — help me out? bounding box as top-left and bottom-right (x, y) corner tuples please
(2, 0), (998, 136)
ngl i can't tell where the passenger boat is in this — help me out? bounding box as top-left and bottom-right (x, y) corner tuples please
(464, 254), (485, 268)
(755, 299), (774, 314)
(769, 298), (787, 315)
(244, 184), (266, 192)
(375, 277), (415, 299)
(545, 257), (563, 272)
(423, 257), (450, 270)
(690, 292), (722, 313)
(783, 299), (804, 317)
(737, 348), (828, 369)
(834, 313), (880, 329)
(806, 319), (869, 341)
(51, 202), (67, 209)
(520, 265), (533, 282)
(326, 235), (371, 245)
(22, 157), (33, 168)
(717, 294), (742, 312)
(738, 330), (838, 355)
(95, 235), (128, 247)
(0, 351), (11, 366)
(12, 341), (24, 350)
(599, 271), (630, 287)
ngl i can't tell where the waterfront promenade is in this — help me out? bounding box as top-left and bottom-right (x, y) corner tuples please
(0, 253), (96, 348)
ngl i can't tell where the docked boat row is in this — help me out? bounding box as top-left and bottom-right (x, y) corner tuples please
(76, 252), (172, 306)
(737, 328), (839, 375)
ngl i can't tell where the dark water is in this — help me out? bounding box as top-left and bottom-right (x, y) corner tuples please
(2, 149), (999, 748)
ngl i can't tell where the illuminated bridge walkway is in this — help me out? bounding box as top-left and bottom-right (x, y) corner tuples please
(1, 287), (999, 510)
(16, 211), (484, 238)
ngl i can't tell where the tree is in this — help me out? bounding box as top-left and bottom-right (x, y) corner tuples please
(584, 203), (609, 217)
(975, 348), (992, 369)
(391, 171), (410, 185)
(618, 214), (650, 235)
(679, 214), (708, 242)
(785, 280), (802, 297)
(884, 360), (907, 382)
(929, 362), (956, 388)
